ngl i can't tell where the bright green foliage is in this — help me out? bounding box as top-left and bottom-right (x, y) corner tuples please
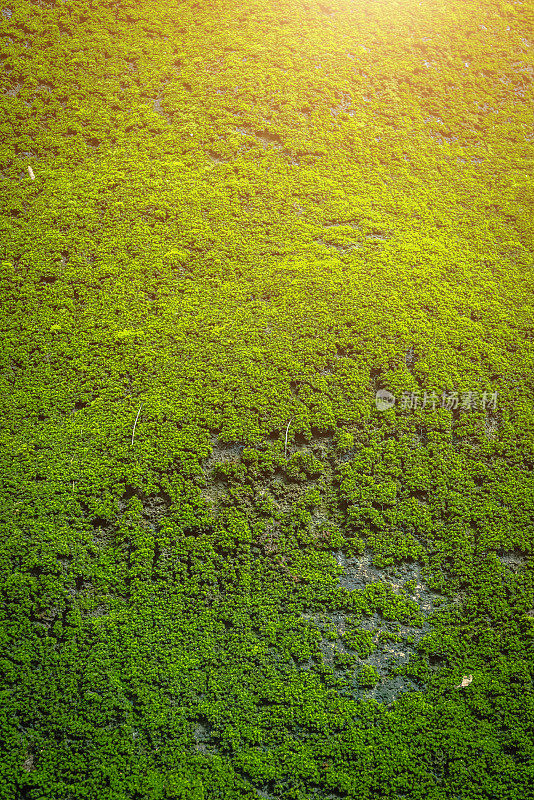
(358, 665), (380, 688)
(0, 0), (533, 798)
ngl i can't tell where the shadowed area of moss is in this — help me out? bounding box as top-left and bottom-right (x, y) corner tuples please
(0, 0), (533, 798)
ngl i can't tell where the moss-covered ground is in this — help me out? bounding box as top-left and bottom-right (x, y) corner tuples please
(1, 0), (533, 797)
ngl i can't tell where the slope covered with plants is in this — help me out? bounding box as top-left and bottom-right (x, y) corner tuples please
(0, 0), (533, 798)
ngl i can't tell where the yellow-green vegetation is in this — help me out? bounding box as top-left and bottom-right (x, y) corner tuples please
(358, 664), (381, 688)
(0, 0), (533, 798)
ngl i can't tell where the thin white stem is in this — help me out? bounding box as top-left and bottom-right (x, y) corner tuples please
(131, 404), (144, 447)
(284, 417), (293, 460)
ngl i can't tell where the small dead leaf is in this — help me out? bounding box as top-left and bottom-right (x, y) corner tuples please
(456, 674), (473, 689)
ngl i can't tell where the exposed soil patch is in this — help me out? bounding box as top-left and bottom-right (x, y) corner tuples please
(298, 550), (444, 704)
(193, 720), (219, 755)
(484, 415), (499, 439)
(335, 550), (440, 615)
(235, 125), (283, 147)
(499, 550), (527, 572)
(208, 151), (228, 163)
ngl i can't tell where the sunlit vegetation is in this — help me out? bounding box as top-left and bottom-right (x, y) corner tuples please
(0, 0), (533, 797)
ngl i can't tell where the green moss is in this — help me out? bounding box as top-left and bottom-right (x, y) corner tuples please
(0, 0), (532, 797)
(358, 664), (380, 688)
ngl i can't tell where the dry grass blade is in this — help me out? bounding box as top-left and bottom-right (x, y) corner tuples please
(284, 417), (293, 459)
(131, 403), (144, 446)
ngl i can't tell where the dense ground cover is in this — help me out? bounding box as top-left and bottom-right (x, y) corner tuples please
(0, 0), (533, 797)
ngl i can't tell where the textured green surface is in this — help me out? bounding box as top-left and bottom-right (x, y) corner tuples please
(1, 0), (533, 797)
